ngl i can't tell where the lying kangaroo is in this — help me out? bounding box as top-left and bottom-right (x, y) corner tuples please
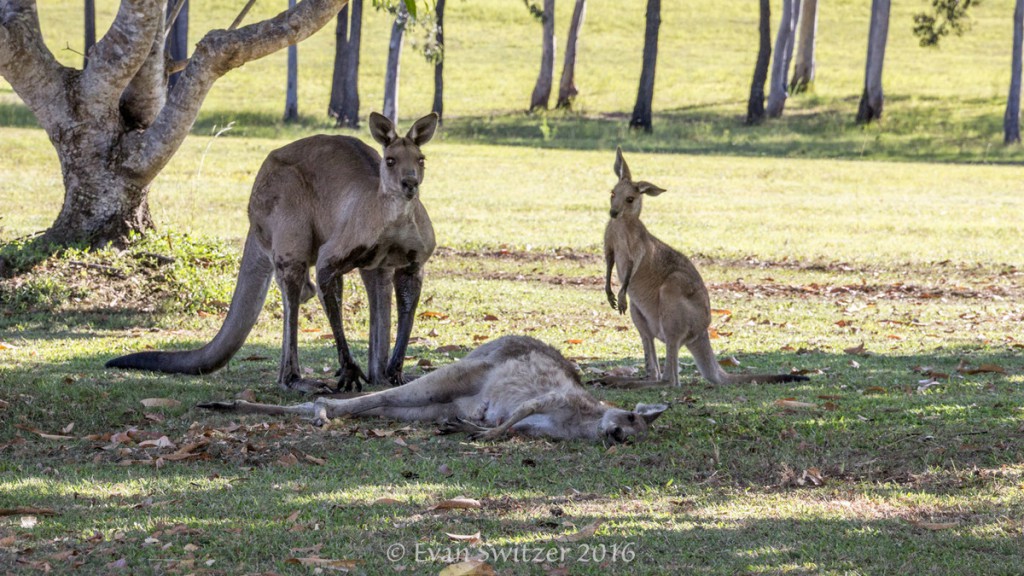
(107, 112), (439, 392)
(199, 336), (669, 444)
(603, 148), (808, 387)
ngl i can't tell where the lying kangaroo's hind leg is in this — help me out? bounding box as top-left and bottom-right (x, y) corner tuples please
(197, 400), (318, 418)
(313, 358), (491, 419)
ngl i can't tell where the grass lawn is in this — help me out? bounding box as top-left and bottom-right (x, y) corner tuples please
(2, 0), (1024, 574)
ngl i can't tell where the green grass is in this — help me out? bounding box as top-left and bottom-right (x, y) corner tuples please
(2, 0), (1024, 574)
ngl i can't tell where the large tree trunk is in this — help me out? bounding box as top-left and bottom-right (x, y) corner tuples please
(341, 0), (362, 128)
(166, 0), (189, 91)
(382, 3), (408, 124)
(529, 0), (556, 111)
(790, 0), (817, 93)
(284, 0), (299, 122)
(766, 0), (798, 118)
(1006, 0), (1024, 144)
(746, 0), (772, 125)
(0, 0), (349, 248)
(84, 0), (96, 60)
(328, 4), (349, 120)
(432, 0), (445, 123)
(629, 0), (660, 132)
(857, 0), (891, 124)
(556, 0), (586, 109)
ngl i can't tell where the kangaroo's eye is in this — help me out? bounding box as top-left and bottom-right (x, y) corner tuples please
(386, 157), (396, 167)
(626, 197), (635, 203)
(417, 158), (425, 167)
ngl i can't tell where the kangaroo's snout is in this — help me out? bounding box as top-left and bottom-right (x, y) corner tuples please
(609, 209), (619, 219)
(401, 176), (419, 199)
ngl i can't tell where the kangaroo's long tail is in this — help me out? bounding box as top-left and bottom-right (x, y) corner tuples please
(687, 331), (809, 385)
(105, 232), (274, 375)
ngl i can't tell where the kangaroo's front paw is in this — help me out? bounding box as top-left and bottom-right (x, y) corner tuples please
(606, 290), (617, 310)
(616, 292), (628, 315)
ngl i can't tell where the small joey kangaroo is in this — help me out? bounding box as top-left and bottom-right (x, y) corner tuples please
(602, 147), (808, 387)
(107, 112), (439, 393)
(199, 336), (669, 444)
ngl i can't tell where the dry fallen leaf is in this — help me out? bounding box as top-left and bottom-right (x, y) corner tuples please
(276, 453), (300, 467)
(843, 342), (869, 356)
(285, 557), (359, 571)
(774, 399), (817, 410)
(718, 356), (741, 368)
(862, 386), (887, 395)
(564, 339), (583, 345)
(372, 497), (403, 505)
(960, 363), (1007, 375)
(429, 497), (482, 511)
(140, 398), (182, 409)
(445, 531), (482, 544)
(419, 311), (449, 320)
(554, 521), (602, 542)
(482, 314), (499, 322)
(236, 389), (257, 402)
(439, 559), (495, 576)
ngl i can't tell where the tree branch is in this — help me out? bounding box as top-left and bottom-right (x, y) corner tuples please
(119, 8), (167, 129)
(0, 0), (71, 134)
(81, 0), (164, 113)
(124, 0), (348, 181)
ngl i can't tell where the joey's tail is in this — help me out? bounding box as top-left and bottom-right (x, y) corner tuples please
(687, 332), (809, 385)
(105, 233), (274, 375)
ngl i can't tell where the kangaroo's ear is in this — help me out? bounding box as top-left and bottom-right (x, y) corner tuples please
(407, 112), (439, 146)
(634, 403), (669, 424)
(614, 146), (631, 182)
(637, 181), (666, 196)
(369, 112), (398, 146)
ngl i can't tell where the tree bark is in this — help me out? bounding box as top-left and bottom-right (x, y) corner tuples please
(746, 0), (772, 125)
(0, 0), (349, 247)
(556, 0), (585, 109)
(766, 0), (798, 118)
(328, 4), (348, 120)
(432, 0), (445, 123)
(84, 0), (96, 61)
(166, 0), (188, 91)
(629, 0), (660, 132)
(1006, 0), (1024, 144)
(284, 0), (299, 122)
(790, 0), (817, 93)
(340, 0), (362, 128)
(382, 2), (408, 124)
(529, 0), (556, 111)
(857, 0), (891, 124)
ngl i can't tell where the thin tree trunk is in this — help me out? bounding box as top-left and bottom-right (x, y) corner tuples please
(432, 0), (445, 123)
(530, 0), (556, 111)
(766, 0), (798, 117)
(746, 0), (772, 125)
(284, 0), (299, 122)
(383, 3), (408, 124)
(84, 0), (96, 64)
(857, 0), (891, 124)
(328, 5), (348, 120)
(629, 0), (660, 132)
(340, 0), (362, 128)
(1006, 0), (1024, 144)
(556, 0), (586, 109)
(790, 0), (817, 93)
(166, 0), (188, 91)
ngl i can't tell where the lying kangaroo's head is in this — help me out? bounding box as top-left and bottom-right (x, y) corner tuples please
(599, 402), (669, 444)
(369, 112), (439, 201)
(609, 147), (666, 219)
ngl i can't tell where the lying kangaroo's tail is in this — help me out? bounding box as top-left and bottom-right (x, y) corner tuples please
(105, 232), (274, 375)
(687, 331), (809, 385)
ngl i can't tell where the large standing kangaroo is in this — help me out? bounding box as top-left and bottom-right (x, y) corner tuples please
(198, 336), (669, 444)
(603, 148), (808, 387)
(107, 113), (439, 393)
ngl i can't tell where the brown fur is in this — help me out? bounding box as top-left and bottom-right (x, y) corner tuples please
(107, 113), (440, 392)
(602, 148), (809, 387)
(198, 336), (669, 444)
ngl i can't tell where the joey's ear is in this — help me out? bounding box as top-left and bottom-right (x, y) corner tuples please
(637, 181), (666, 196)
(407, 112), (439, 146)
(369, 112), (398, 146)
(634, 403), (669, 424)
(613, 146), (631, 182)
